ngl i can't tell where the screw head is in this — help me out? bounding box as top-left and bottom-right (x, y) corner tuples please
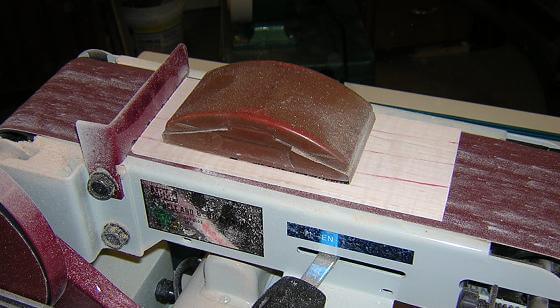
(87, 169), (116, 200)
(101, 223), (130, 250)
(184, 227), (196, 237)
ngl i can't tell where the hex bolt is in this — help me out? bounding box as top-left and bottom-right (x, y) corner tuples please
(101, 223), (130, 250)
(87, 169), (117, 200)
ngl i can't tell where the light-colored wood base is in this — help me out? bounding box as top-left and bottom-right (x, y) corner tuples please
(132, 78), (461, 221)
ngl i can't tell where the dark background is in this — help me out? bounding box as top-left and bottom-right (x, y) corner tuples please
(1, 0), (559, 123)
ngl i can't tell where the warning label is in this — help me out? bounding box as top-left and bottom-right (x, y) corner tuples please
(141, 180), (264, 256)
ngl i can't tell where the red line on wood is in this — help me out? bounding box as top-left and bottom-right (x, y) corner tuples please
(362, 149), (454, 165)
(372, 130), (458, 144)
(358, 172), (449, 188)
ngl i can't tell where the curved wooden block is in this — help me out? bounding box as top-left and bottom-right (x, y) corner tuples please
(163, 61), (375, 182)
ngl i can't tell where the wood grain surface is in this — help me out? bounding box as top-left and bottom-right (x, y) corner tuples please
(132, 78), (461, 221)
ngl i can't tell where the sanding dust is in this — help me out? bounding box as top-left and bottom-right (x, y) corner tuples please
(0, 136), (82, 178)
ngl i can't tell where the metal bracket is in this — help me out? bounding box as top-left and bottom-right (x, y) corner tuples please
(77, 44), (189, 200)
(301, 252), (339, 287)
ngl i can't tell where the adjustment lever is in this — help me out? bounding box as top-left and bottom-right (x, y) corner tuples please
(253, 252), (338, 308)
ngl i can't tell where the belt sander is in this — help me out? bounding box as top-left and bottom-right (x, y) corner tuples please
(0, 44), (559, 307)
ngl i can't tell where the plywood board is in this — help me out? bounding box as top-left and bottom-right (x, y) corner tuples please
(132, 78), (461, 221)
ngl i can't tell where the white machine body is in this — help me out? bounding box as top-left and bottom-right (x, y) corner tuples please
(1, 133), (559, 307)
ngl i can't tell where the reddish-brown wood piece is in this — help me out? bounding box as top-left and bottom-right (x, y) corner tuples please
(163, 61), (375, 182)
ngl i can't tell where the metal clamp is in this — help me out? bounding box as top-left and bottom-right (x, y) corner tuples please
(77, 44), (189, 200)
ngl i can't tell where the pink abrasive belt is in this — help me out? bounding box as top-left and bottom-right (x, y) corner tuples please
(163, 61), (375, 182)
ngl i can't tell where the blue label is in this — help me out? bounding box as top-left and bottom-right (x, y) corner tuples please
(319, 230), (339, 247)
(287, 222), (414, 264)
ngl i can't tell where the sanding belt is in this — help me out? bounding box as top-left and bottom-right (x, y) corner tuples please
(1, 57), (559, 261)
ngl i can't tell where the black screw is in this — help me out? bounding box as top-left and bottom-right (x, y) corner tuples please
(155, 278), (176, 304)
(87, 169), (116, 200)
